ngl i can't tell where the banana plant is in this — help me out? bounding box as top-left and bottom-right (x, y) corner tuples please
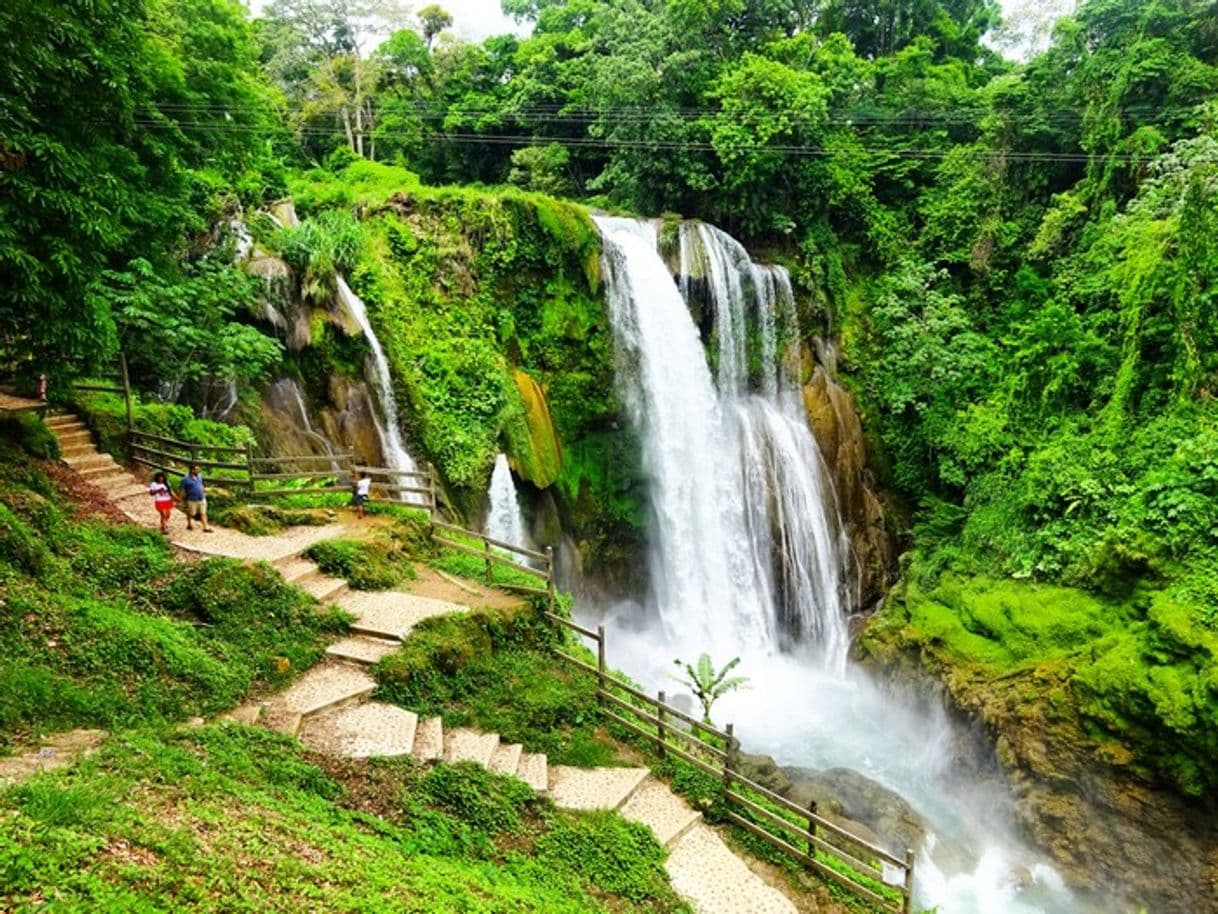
(672, 653), (749, 726)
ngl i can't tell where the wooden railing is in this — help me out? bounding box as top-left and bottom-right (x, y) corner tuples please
(126, 426), (556, 610)
(430, 518), (556, 610)
(547, 620), (917, 914)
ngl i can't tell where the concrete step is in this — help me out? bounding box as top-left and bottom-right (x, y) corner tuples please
(46, 416), (86, 430)
(110, 482), (149, 501)
(302, 575), (347, 604)
(412, 716), (443, 761)
(667, 824), (798, 914)
(61, 444), (99, 460)
(66, 453), (117, 470)
(345, 591), (467, 641)
(619, 778), (703, 848)
(516, 752), (549, 792)
(299, 702), (419, 758)
(275, 662), (376, 720)
(488, 742), (523, 777)
(277, 557), (320, 586)
(56, 430), (94, 444)
(325, 635), (401, 667)
(87, 471), (136, 490)
(546, 766), (651, 812)
(442, 727), (499, 768)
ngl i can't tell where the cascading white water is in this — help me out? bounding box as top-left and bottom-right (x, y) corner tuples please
(267, 377), (342, 467)
(484, 453), (533, 564)
(598, 216), (773, 653)
(598, 215), (848, 664)
(591, 215), (1079, 914)
(334, 277), (419, 489)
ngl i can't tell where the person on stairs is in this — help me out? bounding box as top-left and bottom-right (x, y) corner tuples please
(180, 464), (213, 532)
(149, 472), (174, 535)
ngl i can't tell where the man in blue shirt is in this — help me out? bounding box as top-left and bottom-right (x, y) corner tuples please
(180, 465), (213, 532)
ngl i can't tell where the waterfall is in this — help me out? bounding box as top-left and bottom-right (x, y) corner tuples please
(596, 215), (848, 666)
(334, 276), (419, 491)
(267, 377), (342, 467)
(484, 453), (533, 564)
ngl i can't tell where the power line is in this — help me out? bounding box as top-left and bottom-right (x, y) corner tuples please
(124, 116), (1149, 164)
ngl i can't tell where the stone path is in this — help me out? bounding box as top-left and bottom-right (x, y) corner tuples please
(42, 413), (799, 914)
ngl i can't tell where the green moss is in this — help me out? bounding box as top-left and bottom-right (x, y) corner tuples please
(304, 537), (417, 590)
(865, 565), (1218, 797)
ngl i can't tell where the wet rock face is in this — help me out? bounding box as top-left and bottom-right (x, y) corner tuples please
(734, 752), (929, 860)
(800, 349), (896, 609)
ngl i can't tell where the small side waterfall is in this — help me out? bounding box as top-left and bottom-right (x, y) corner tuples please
(484, 453), (533, 564)
(334, 276), (419, 485)
(596, 215), (848, 666)
(266, 378), (343, 468)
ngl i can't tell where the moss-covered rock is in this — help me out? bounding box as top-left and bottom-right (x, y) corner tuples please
(507, 370), (562, 488)
(858, 570), (1218, 914)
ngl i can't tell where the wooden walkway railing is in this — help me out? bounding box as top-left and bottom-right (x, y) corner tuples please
(546, 618), (917, 914)
(126, 427), (556, 611)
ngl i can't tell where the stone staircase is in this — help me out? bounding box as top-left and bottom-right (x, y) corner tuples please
(45, 410), (798, 914)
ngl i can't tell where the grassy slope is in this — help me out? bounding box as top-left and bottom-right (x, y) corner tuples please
(0, 725), (688, 913)
(0, 431), (347, 748)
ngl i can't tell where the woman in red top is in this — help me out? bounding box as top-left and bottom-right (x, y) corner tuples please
(149, 472), (174, 534)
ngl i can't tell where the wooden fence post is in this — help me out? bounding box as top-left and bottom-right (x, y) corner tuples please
(483, 536), (493, 583)
(244, 444), (254, 495)
(723, 723), (735, 793)
(657, 690), (667, 759)
(596, 624), (606, 708)
(903, 850), (915, 914)
(428, 464), (437, 515)
(545, 546), (556, 614)
(806, 800), (819, 857)
(119, 352), (133, 434)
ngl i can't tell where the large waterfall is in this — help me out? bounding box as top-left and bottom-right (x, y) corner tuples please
(335, 276), (418, 480)
(592, 216), (1078, 914)
(596, 216), (848, 665)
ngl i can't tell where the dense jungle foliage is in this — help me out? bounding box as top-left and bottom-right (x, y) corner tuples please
(3, 0), (1217, 794)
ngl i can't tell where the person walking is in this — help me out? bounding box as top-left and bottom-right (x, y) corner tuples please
(180, 464), (213, 532)
(149, 471), (174, 534)
(353, 471), (372, 519)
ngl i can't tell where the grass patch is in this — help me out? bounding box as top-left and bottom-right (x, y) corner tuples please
(305, 537), (418, 591)
(0, 725), (690, 913)
(375, 608), (626, 767)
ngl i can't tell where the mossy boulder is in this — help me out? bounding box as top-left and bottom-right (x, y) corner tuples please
(506, 370), (562, 489)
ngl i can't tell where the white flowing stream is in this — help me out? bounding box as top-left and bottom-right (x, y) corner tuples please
(484, 452), (533, 564)
(589, 216), (1082, 914)
(335, 276), (420, 497)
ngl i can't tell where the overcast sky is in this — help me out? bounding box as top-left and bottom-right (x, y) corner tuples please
(245, 0), (1071, 51)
